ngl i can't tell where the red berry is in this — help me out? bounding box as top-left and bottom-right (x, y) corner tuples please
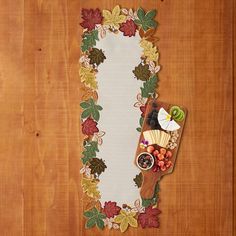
(166, 161), (172, 168)
(147, 146), (155, 153)
(160, 148), (166, 155)
(158, 161), (164, 167)
(166, 151), (172, 158)
(153, 150), (159, 157)
(158, 154), (164, 160)
(161, 166), (167, 171)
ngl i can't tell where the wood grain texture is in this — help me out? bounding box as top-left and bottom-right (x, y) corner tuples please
(0, 0), (234, 235)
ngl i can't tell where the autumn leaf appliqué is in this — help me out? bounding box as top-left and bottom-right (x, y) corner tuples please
(89, 158), (107, 176)
(81, 30), (99, 52)
(119, 20), (137, 37)
(81, 178), (101, 199)
(140, 39), (159, 62)
(81, 141), (99, 164)
(114, 210), (138, 233)
(88, 48), (106, 66)
(80, 98), (103, 122)
(103, 5), (126, 30)
(103, 201), (121, 218)
(133, 63), (151, 81)
(134, 8), (158, 31)
(138, 206), (161, 228)
(84, 207), (106, 229)
(80, 8), (103, 31)
(79, 66), (97, 90)
(82, 117), (99, 136)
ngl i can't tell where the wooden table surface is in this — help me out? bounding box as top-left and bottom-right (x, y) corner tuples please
(0, 0), (234, 235)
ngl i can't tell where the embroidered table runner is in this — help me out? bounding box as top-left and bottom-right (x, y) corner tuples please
(79, 5), (186, 232)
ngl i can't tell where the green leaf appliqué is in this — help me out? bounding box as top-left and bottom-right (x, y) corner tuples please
(84, 207), (106, 229)
(80, 98), (103, 121)
(133, 172), (143, 188)
(82, 141), (99, 164)
(81, 30), (99, 52)
(140, 75), (159, 98)
(134, 8), (158, 31)
(136, 116), (144, 133)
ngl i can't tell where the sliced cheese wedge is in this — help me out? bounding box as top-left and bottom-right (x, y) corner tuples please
(143, 130), (170, 148)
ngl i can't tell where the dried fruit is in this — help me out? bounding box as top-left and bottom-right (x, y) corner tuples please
(167, 130), (179, 150)
(137, 153), (154, 170)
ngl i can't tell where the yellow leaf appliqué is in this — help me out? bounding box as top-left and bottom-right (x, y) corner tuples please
(81, 178), (101, 200)
(114, 210), (137, 233)
(103, 5), (126, 29)
(79, 66), (98, 90)
(140, 39), (159, 62)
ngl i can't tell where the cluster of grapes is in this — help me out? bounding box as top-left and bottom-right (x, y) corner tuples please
(146, 109), (162, 130)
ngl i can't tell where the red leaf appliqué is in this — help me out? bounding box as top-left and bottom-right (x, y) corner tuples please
(140, 104), (147, 117)
(103, 201), (121, 218)
(119, 20), (138, 37)
(82, 117), (99, 136)
(80, 8), (103, 31)
(138, 206), (161, 228)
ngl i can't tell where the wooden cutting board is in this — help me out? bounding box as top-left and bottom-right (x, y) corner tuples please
(135, 99), (187, 199)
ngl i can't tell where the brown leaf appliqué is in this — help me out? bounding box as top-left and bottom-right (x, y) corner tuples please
(133, 63), (151, 81)
(89, 158), (107, 176)
(88, 48), (106, 66)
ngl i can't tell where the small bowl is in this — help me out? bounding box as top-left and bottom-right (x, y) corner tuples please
(136, 152), (155, 171)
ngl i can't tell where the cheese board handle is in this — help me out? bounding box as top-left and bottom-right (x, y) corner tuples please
(140, 171), (160, 199)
